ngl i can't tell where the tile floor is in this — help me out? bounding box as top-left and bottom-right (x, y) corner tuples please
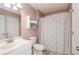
(43, 50), (65, 55)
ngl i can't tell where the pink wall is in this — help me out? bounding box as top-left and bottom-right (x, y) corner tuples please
(21, 3), (37, 39)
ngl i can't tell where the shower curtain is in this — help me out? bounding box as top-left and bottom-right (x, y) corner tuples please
(39, 12), (70, 54)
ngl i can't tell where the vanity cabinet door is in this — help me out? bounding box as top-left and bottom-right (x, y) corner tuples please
(0, 15), (5, 39)
(6, 16), (19, 37)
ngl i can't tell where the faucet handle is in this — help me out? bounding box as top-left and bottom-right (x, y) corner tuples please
(3, 33), (6, 38)
(3, 33), (5, 35)
(76, 46), (79, 51)
(6, 33), (9, 36)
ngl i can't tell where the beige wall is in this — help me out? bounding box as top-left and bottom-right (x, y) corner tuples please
(21, 3), (38, 39)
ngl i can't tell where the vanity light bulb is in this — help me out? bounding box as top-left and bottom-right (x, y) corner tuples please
(10, 3), (16, 5)
(4, 3), (11, 8)
(17, 3), (22, 8)
(12, 6), (18, 10)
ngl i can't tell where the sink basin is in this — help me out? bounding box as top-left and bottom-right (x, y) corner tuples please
(0, 39), (26, 49)
(1, 43), (15, 49)
(0, 40), (7, 48)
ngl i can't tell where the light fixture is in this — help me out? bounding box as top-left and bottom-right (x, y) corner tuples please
(4, 3), (11, 8)
(12, 6), (17, 10)
(3, 3), (22, 11)
(10, 3), (16, 5)
(17, 3), (22, 8)
(30, 20), (38, 24)
(26, 16), (30, 28)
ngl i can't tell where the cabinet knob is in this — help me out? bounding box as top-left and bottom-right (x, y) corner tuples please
(76, 46), (79, 51)
(72, 32), (74, 35)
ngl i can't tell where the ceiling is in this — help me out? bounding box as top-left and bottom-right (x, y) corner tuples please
(29, 3), (69, 15)
(0, 3), (69, 15)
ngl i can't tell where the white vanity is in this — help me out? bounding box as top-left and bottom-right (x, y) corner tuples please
(0, 39), (32, 55)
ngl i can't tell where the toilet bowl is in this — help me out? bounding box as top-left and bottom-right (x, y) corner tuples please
(29, 37), (44, 55)
(33, 44), (44, 55)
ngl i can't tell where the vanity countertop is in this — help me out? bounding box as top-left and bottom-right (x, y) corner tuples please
(0, 39), (32, 55)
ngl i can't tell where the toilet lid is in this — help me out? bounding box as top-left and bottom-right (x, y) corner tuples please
(33, 44), (45, 50)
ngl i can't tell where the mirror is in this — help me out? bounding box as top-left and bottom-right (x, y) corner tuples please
(0, 15), (20, 39)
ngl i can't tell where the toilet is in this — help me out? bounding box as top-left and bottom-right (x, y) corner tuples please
(29, 37), (45, 55)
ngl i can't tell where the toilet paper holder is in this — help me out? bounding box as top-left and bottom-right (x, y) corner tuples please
(76, 46), (79, 51)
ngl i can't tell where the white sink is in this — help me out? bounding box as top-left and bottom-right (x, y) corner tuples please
(0, 40), (7, 48)
(0, 39), (29, 49)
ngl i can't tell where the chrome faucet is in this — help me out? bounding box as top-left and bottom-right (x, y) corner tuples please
(3, 33), (13, 43)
